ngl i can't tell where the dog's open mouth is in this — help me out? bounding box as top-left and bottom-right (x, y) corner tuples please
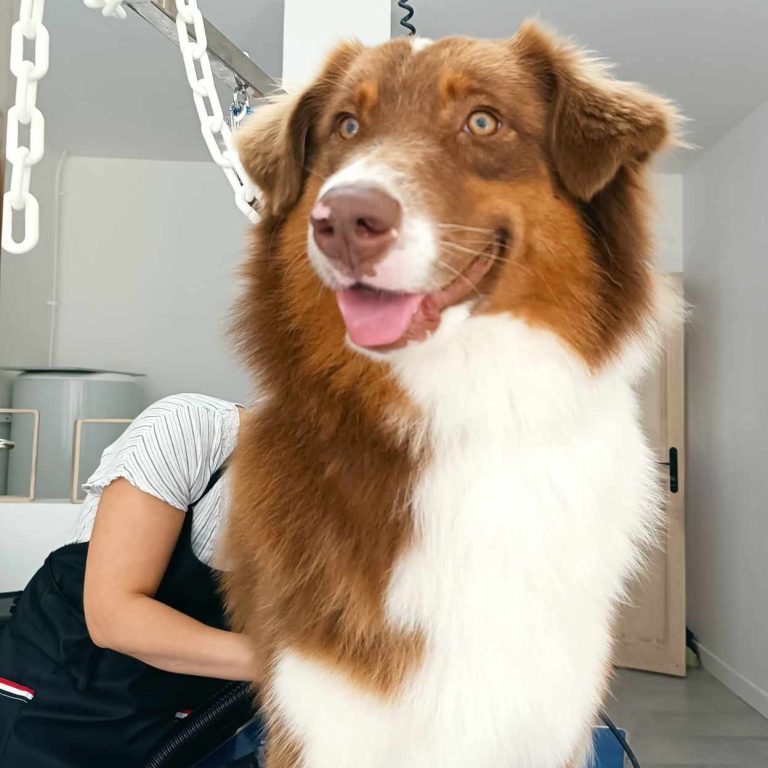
(335, 234), (506, 350)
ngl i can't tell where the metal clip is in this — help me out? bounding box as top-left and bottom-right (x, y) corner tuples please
(228, 83), (252, 131)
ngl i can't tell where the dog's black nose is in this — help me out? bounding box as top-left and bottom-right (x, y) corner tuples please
(310, 185), (401, 278)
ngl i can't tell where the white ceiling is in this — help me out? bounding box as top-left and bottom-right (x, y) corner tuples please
(39, 0), (768, 171)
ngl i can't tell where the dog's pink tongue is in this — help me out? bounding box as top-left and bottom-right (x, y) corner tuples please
(336, 289), (425, 348)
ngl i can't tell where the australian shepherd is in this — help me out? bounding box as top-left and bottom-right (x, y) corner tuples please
(224, 21), (682, 768)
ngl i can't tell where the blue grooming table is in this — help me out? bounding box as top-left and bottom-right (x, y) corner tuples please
(194, 717), (266, 767)
(195, 719), (629, 767)
(593, 725), (628, 767)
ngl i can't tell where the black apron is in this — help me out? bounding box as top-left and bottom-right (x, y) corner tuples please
(0, 467), (230, 767)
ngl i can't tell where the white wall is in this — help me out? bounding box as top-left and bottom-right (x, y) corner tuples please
(283, 0), (390, 88)
(684, 97), (768, 717)
(654, 173), (683, 273)
(0, 3), (11, 109)
(52, 157), (253, 406)
(0, 148), (66, 368)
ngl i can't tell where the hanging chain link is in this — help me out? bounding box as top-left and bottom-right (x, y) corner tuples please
(174, 0), (259, 223)
(82, 0), (127, 20)
(6, 0), (258, 255)
(2, 0), (49, 254)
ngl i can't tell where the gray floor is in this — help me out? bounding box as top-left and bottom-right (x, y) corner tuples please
(605, 667), (768, 768)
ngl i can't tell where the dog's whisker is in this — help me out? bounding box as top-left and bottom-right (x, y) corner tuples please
(437, 238), (495, 251)
(537, 272), (565, 308)
(437, 240), (494, 257)
(437, 258), (483, 299)
(437, 242), (529, 272)
(442, 253), (536, 278)
(435, 223), (497, 234)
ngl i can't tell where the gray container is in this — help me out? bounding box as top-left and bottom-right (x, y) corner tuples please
(7, 370), (143, 500)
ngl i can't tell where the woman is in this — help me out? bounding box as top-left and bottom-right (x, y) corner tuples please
(0, 393), (259, 767)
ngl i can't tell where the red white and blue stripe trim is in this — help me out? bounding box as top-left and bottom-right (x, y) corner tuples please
(0, 677), (35, 703)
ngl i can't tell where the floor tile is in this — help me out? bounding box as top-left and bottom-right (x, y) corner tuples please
(605, 668), (768, 767)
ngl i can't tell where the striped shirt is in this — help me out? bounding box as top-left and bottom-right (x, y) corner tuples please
(69, 393), (241, 568)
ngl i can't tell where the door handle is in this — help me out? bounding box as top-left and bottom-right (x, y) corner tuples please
(0, 438), (16, 450)
(657, 447), (678, 494)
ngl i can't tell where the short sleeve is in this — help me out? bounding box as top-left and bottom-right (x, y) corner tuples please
(81, 394), (230, 512)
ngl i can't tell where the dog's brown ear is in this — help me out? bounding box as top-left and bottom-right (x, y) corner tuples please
(515, 22), (682, 201)
(236, 41), (363, 217)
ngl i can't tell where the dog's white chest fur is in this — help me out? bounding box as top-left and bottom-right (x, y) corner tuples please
(272, 312), (661, 768)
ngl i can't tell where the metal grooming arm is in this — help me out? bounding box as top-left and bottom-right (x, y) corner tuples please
(124, 0), (274, 96)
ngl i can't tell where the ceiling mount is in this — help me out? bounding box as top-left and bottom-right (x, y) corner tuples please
(125, 0), (274, 97)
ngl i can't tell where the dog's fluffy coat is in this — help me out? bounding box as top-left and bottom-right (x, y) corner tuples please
(224, 22), (682, 768)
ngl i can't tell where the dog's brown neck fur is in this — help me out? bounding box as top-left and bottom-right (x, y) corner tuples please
(226, 177), (425, 706)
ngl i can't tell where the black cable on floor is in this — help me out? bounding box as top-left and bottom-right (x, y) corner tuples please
(598, 709), (641, 768)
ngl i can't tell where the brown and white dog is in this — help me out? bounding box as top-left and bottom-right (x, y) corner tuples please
(224, 22), (682, 768)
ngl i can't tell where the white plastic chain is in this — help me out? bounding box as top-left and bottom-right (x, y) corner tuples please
(2, 0), (49, 254)
(174, 0), (259, 223)
(84, 0), (257, 222)
(82, 0), (127, 20)
(4, 0), (256, 255)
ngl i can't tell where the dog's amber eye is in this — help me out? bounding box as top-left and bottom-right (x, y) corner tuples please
(338, 115), (360, 140)
(464, 110), (500, 137)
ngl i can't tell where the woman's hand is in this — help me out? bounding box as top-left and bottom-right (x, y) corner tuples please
(83, 478), (262, 682)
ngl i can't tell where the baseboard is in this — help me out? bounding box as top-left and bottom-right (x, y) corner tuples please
(698, 643), (768, 720)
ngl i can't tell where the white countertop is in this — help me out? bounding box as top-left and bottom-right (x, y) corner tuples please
(0, 501), (81, 593)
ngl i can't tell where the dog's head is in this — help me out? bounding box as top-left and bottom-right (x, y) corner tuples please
(238, 23), (681, 364)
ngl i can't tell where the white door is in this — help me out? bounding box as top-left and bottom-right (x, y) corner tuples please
(614, 274), (686, 676)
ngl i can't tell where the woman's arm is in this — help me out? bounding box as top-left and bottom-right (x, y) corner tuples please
(83, 478), (261, 682)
